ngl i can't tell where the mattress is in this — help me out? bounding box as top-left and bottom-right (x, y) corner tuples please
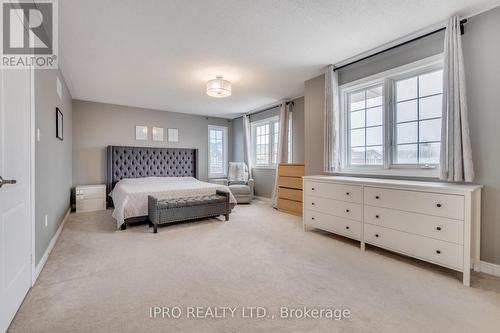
(111, 177), (236, 228)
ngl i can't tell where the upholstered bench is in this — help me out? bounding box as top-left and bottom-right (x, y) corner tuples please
(148, 190), (231, 233)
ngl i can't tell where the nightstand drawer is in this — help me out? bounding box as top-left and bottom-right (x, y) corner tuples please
(76, 198), (106, 213)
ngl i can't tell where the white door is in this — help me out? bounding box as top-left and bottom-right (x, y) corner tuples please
(0, 67), (33, 332)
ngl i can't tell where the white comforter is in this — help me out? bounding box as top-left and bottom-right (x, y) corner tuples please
(111, 177), (236, 228)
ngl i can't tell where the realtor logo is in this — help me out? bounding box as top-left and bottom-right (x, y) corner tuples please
(1, 0), (58, 68)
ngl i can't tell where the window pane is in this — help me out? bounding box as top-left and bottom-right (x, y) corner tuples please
(419, 118), (441, 142)
(350, 147), (365, 165)
(349, 91), (365, 111)
(366, 126), (383, 146)
(396, 144), (418, 164)
(350, 128), (365, 147)
(419, 142), (440, 164)
(366, 146), (383, 165)
(396, 77), (417, 101)
(366, 106), (383, 126)
(396, 100), (417, 123)
(419, 70), (443, 97)
(366, 86), (383, 108)
(419, 95), (442, 120)
(350, 110), (365, 129)
(396, 122), (417, 144)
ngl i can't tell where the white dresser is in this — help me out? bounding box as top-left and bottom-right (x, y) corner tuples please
(75, 185), (106, 213)
(303, 176), (482, 286)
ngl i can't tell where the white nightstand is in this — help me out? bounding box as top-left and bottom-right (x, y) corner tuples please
(76, 185), (106, 213)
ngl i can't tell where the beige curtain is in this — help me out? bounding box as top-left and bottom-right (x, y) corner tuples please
(271, 101), (290, 207)
(324, 65), (341, 172)
(440, 16), (474, 182)
(243, 114), (253, 179)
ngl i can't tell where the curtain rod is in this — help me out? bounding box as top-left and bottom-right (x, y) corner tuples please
(245, 101), (294, 117)
(333, 19), (467, 72)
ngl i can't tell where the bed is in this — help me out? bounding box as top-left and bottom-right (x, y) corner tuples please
(107, 146), (236, 229)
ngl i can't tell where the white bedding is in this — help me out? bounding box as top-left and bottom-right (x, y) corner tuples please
(111, 177), (236, 228)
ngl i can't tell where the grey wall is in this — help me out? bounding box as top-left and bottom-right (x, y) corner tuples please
(303, 5), (500, 264)
(35, 69), (73, 265)
(304, 75), (325, 176)
(72, 100), (231, 185)
(462, 6), (500, 265)
(231, 97), (305, 198)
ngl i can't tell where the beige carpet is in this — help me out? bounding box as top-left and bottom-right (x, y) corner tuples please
(8, 199), (500, 333)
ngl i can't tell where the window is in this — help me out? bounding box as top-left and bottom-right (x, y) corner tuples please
(251, 115), (292, 167)
(340, 57), (443, 176)
(208, 125), (228, 178)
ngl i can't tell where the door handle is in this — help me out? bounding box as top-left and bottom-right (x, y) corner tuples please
(0, 176), (17, 188)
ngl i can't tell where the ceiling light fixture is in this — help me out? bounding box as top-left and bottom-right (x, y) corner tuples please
(206, 75), (231, 98)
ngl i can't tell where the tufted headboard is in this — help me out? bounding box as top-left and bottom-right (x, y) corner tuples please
(106, 146), (198, 205)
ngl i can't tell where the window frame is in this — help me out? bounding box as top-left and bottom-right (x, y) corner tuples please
(339, 55), (443, 178)
(251, 115), (293, 169)
(207, 125), (228, 178)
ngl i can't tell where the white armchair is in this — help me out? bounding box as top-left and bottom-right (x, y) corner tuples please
(210, 162), (254, 203)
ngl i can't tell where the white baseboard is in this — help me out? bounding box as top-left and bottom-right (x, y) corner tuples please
(478, 261), (500, 277)
(33, 208), (71, 284)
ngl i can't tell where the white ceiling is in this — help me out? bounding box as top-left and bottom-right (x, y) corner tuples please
(60, 0), (500, 118)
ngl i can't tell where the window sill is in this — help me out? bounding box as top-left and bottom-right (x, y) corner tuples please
(334, 167), (440, 180)
(252, 165), (277, 170)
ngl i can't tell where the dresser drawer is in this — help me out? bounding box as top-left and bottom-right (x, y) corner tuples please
(278, 187), (302, 202)
(364, 224), (463, 270)
(277, 198), (302, 215)
(304, 210), (361, 241)
(364, 187), (464, 220)
(278, 176), (302, 190)
(76, 198), (106, 213)
(364, 206), (464, 244)
(278, 164), (304, 177)
(304, 196), (362, 221)
(304, 181), (362, 204)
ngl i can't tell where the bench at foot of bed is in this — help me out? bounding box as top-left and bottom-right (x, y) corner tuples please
(148, 190), (231, 233)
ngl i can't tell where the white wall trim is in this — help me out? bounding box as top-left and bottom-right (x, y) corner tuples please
(32, 209), (71, 285)
(477, 261), (500, 278)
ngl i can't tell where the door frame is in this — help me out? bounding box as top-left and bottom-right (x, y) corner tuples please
(29, 66), (36, 286)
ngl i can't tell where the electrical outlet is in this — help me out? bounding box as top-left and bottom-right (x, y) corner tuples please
(44, 215), (48, 227)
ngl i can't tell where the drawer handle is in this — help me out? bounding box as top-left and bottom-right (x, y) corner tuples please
(345, 226), (350, 230)
(436, 226), (442, 231)
(375, 196), (380, 199)
(436, 203), (442, 208)
(436, 250), (441, 254)
(311, 187), (315, 191)
(375, 215), (380, 219)
(345, 209), (350, 213)
(375, 234), (379, 238)
(311, 217), (315, 220)
(346, 192), (350, 196)
(311, 202), (315, 206)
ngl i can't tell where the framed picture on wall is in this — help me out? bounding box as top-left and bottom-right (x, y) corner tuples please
(56, 107), (63, 141)
(168, 128), (179, 142)
(152, 127), (164, 141)
(135, 125), (148, 140)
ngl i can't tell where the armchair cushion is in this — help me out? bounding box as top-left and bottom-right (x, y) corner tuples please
(228, 162), (249, 183)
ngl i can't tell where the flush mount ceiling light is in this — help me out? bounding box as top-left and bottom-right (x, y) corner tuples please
(206, 76), (232, 98)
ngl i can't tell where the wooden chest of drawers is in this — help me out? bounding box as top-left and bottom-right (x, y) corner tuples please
(277, 164), (304, 216)
(303, 176), (482, 286)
